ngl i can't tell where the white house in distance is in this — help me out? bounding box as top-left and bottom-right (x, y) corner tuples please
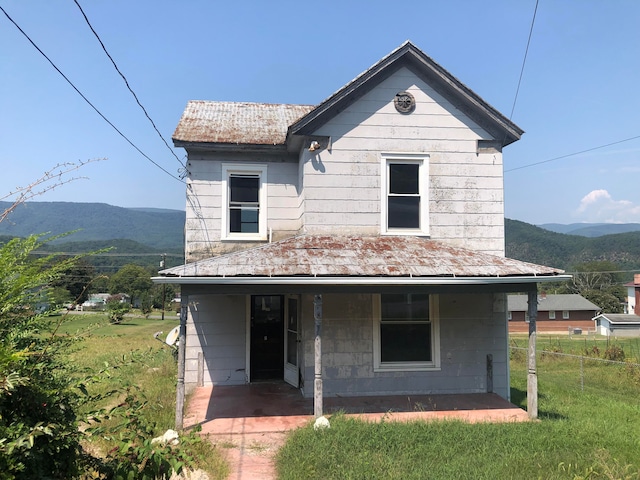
(594, 274), (640, 337)
(154, 41), (568, 423)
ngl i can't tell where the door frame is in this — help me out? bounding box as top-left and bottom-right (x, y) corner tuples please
(284, 295), (300, 387)
(245, 294), (300, 385)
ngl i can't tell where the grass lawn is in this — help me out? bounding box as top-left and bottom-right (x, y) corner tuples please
(54, 311), (228, 479)
(276, 335), (640, 480)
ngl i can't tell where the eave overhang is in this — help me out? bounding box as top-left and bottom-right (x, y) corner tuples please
(287, 41), (523, 147)
(153, 274), (571, 286)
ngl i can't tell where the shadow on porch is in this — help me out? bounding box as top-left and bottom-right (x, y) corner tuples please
(184, 382), (530, 437)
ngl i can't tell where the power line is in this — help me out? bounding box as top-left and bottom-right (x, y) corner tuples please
(509, 0), (539, 120)
(505, 134), (640, 173)
(72, 0), (185, 169)
(0, 5), (185, 184)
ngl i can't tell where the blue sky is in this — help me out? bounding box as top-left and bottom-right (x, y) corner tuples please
(1, 0), (639, 225)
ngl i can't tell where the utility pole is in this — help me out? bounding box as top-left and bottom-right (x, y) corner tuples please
(160, 254), (166, 320)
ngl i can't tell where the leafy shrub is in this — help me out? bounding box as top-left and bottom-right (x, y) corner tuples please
(106, 295), (130, 324)
(604, 344), (625, 362)
(85, 387), (203, 479)
(0, 235), (86, 479)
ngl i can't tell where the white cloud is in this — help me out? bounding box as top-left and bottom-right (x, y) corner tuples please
(575, 189), (640, 223)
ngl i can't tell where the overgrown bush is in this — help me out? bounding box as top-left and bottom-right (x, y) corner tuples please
(106, 295), (130, 323)
(0, 235), (86, 478)
(84, 387), (202, 479)
(0, 235), (204, 479)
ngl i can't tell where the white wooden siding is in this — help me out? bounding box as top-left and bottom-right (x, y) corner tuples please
(298, 292), (508, 399)
(184, 66), (507, 259)
(185, 156), (301, 261)
(185, 295), (247, 388)
(295, 67), (505, 254)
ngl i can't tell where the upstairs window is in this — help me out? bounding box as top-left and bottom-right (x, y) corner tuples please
(221, 164), (267, 240)
(381, 154), (429, 235)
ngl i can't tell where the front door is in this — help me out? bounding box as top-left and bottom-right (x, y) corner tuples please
(250, 295), (284, 381)
(284, 296), (300, 387)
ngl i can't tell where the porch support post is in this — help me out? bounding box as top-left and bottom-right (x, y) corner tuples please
(527, 290), (538, 420)
(175, 294), (188, 430)
(313, 294), (323, 418)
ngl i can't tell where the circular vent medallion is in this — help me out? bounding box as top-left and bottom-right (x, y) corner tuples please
(394, 91), (415, 114)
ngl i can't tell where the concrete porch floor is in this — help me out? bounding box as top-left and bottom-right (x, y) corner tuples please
(184, 382), (530, 434)
(184, 382), (529, 479)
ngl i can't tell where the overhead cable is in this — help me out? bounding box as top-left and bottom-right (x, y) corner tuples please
(505, 134), (640, 172)
(509, 0), (539, 120)
(0, 5), (184, 184)
(73, 0), (185, 169)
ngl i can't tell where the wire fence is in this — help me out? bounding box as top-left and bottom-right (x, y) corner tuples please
(510, 346), (640, 397)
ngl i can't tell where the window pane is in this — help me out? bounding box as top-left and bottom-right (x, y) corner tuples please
(230, 176), (259, 202)
(388, 197), (420, 229)
(286, 331), (297, 365)
(230, 208), (259, 233)
(389, 164), (419, 194)
(381, 324), (431, 362)
(381, 294), (429, 321)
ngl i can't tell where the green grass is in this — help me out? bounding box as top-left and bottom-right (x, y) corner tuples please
(51, 312), (228, 479)
(276, 336), (640, 480)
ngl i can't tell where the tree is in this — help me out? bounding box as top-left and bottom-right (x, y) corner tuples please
(108, 264), (153, 307)
(50, 257), (96, 305)
(564, 261), (626, 312)
(151, 283), (177, 310)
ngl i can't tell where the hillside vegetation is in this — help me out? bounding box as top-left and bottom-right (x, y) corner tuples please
(0, 201), (184, 250)
(505, 219), (640, 274)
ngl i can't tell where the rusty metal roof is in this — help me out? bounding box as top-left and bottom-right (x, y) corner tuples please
(159, 235), (564, 280)
(172, 101), (314, 146)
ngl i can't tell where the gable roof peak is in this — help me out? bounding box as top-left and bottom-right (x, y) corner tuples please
(289, 41), (523, 146)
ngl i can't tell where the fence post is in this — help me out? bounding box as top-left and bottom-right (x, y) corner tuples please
(527, 290), (538, 420)
(580, 355), (584, 392)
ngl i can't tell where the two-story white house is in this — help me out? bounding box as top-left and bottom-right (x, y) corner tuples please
(155, 41), (567, 422)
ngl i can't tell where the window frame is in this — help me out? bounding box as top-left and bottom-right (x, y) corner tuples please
(563, 310), (570, 320)
(373, 293), (440, 372)
(380, 153), (430, 236)
(548, 310), (556, 320)
(221, 164), (268, 241)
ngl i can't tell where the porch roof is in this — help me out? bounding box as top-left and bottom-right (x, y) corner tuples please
(155, 235), (568, 286)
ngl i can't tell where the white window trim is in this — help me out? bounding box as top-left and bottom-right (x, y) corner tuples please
(549, 310), (556, 320)
(380, 153), (430, 236)
(563, 310), (570, 319)
(221, 163), (268, 241)
(373, 294), (440, 372)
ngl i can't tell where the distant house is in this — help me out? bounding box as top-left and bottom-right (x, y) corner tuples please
(154, 41), (568, 422)
(508, 294), (601, 322)
(80, 293), (110, 311)
(594, 313), (640, 337)
(595, 273), (640, 336)
(508, 294), (600, 333)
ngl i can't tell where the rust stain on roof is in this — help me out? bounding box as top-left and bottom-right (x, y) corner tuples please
(172, 101), (315, 145)
(161, 235), (564, 279)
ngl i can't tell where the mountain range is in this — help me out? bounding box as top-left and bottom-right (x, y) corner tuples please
(539, 222), (640, 237)
(0, 201), (184, 250)
(1, 202), (639, 276)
